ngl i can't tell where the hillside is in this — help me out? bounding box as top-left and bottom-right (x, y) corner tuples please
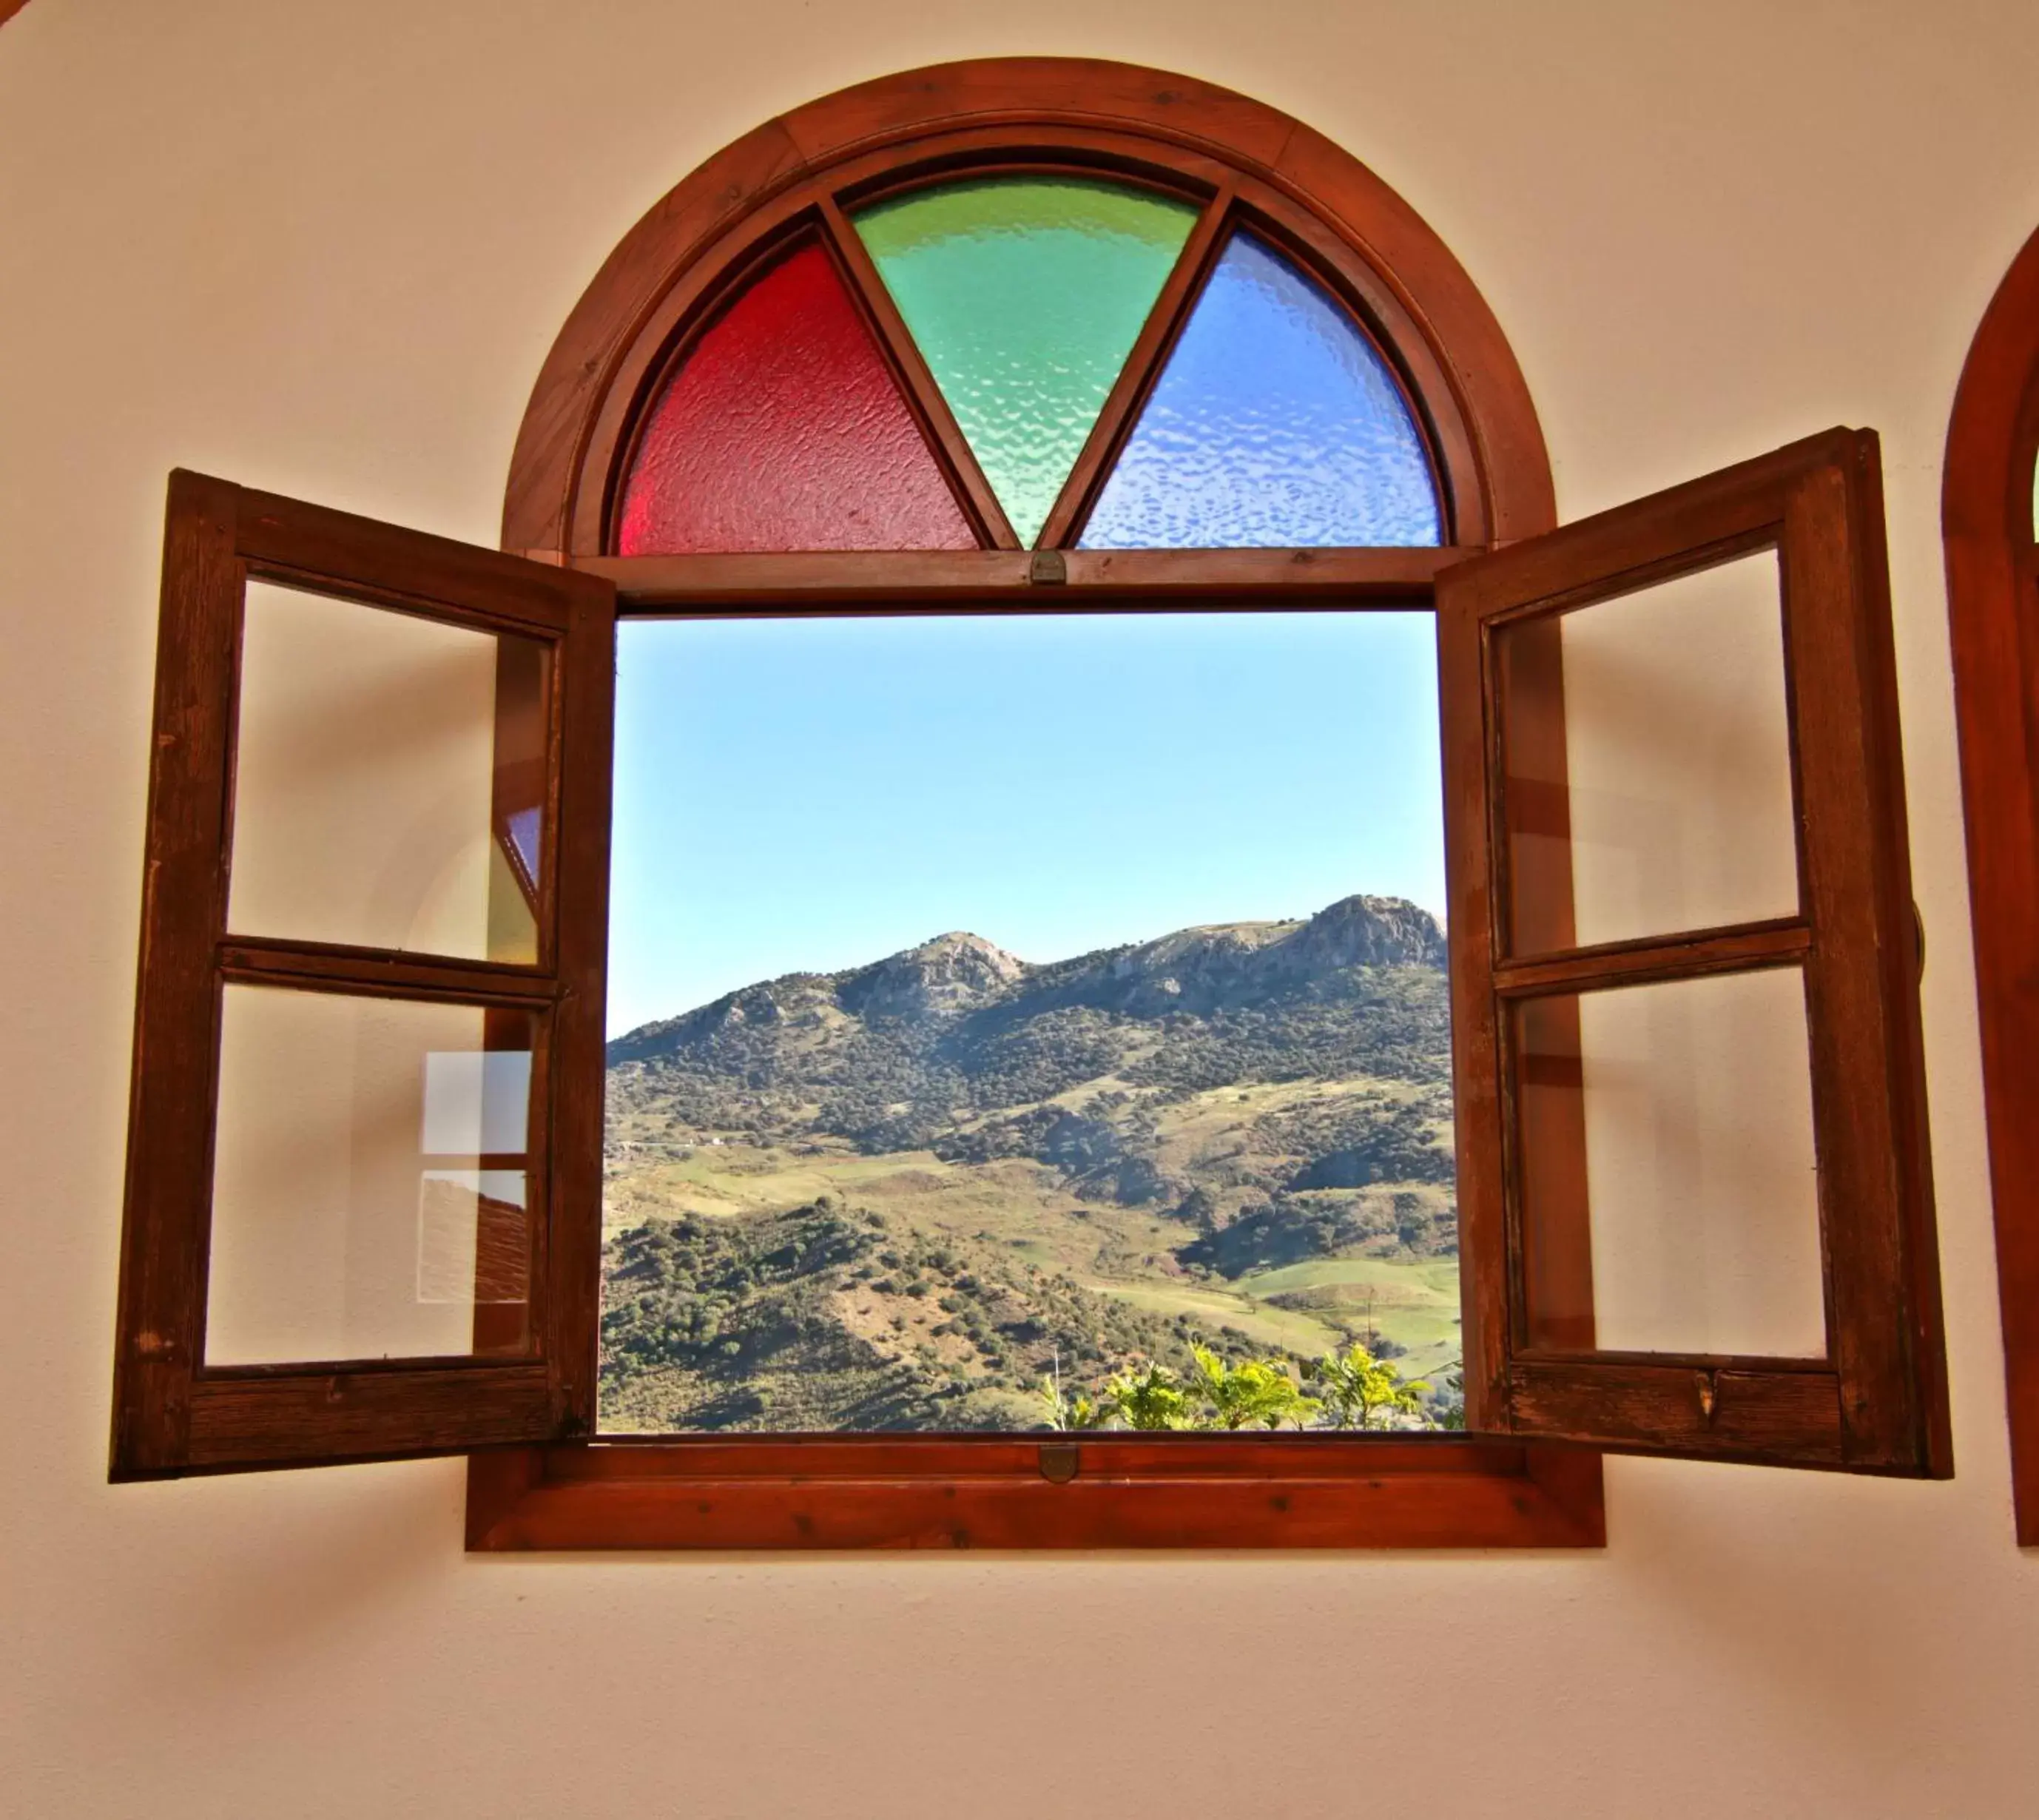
(601, 893), (1461, 1432)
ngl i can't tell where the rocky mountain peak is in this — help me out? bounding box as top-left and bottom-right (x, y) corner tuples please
(835, 929), (1028, 1021)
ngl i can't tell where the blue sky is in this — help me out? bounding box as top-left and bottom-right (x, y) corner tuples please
(606, 611), (1445, 1037)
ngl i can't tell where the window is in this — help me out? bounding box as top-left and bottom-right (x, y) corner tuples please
(110, 58), (1947, 1547)
(1945, 218), (2039, 1541)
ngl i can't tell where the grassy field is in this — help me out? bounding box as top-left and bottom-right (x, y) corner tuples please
(603, 1065), (1463, 1419)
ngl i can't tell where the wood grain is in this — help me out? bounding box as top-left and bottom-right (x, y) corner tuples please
(572, 545), (1471, 607)
(1943, 219), (2039, 1537)
(111, 472), (615, 1477)
(465, 1438), (1604, 1551)
(1439, 431), (1949, 1474)
(473, 57), (1589, 1551)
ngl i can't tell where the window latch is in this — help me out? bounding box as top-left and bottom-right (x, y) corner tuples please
(1038, 1442), (1079, 1483)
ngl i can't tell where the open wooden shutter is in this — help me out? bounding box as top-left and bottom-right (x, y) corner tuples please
(1440, 429), (1949, 1474)
(111, 471), (615, 1477)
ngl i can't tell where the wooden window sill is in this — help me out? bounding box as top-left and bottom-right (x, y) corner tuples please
(465, 1435), (1605, 1551)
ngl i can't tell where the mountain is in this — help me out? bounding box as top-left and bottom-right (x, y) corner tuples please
(600, 894), (1460, 1434)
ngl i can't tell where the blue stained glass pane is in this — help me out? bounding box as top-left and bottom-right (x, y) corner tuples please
(1080, 233), (1443, 549)
(506, 806), (542, 884)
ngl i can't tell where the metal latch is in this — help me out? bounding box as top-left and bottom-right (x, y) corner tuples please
(1038, 1442), (1079, 1483)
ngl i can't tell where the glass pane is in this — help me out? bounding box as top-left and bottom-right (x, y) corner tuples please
(618, 239), (976, 554)
(206, 985), (537, 1365)
(1080, 232), (1441, 550)
(602, 611), (1462, 1434)
(1516, 968), (1826, 1359)
(854, 178), (1197, 547)
(1498, 550), (1799, 955)
(228, 582), (545, 963)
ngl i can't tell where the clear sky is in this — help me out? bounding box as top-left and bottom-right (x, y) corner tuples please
(606, 610), (1445, 1037)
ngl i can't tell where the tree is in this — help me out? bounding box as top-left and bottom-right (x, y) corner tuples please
(1306, 1343), (1429, 1430)
(1187, 1344), (1319, 1430)
(1100, 1361), (1194, 1430)
(1036, 1372), (1105, 1432)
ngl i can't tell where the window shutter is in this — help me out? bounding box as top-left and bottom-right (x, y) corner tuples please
(110, 472), (614, 1477)
(1441, 430), (1949, 1474)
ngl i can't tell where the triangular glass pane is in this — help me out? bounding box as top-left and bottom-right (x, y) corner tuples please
(854, 178), (1197, 547)
(618, 240), (977, 553)
(1080, 232), (1443, 549)
(505, 806), (542, 886)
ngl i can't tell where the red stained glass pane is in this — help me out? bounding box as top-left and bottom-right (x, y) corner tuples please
(617, 240), (977, 553)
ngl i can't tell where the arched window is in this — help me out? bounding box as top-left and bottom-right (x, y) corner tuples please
(109, 59), (1948, 1550)
(501, 60), (1552, 569)
(1944, 220), (2039, 1543)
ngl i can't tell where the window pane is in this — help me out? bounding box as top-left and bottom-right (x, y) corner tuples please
(1515, 968), (1826, 1360)
(227, 582), (545, 963)
(1080, 232), (1442, 550)
(854, 177), (1196, 547)
(601, 612), (1460, 1434)
(617, 239), (976, 554)
(206, 985), (536, 1365)
(1498, 549), (1799, 954)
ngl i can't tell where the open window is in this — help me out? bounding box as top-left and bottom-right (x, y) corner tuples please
(1441, 429), (1948, 1474)
(109, 62), (1949, 1540)
(110, 471), (615, 1477)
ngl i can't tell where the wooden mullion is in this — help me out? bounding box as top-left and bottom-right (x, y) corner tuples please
(571, 546), (1470, 608)
(1492, 920), (1811, 997)
(1034, 184), (1236, 550)
(218, 939), (560, 1005)
(816, 195), (1019, 550)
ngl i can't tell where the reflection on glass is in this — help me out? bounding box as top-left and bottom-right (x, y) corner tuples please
(205, 985), (536, 1365)
(1516, 967), (1826, 1359)
(855, 177), (1197, 547)
(617, 240), (976, 554)
(228, 582), (546, 964)
(1498, 549), (1799, 955)
(1081, 232), (1441, 550)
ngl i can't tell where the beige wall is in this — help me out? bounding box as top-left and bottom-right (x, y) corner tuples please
(4, 1), (2038, 1813)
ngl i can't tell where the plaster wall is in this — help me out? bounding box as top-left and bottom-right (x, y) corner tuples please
(4, 2), (2038, 1814)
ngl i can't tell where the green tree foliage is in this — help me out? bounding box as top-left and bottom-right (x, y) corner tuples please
(1187, 1343), (1320, 1430)
(1037, 1372), (1105, 1432)
(1304, 1342), (1430, 1430)
(1100, 1361), (1196, 1430)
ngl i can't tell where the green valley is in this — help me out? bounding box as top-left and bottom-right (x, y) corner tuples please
(599, 892), (1461, 1432)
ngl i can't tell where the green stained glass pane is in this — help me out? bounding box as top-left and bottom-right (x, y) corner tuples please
(855, 178), (1197, 547)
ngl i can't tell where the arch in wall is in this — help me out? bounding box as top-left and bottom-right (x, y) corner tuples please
(499, 56), (1556, 562)
(1944, 220), (2039, 1543)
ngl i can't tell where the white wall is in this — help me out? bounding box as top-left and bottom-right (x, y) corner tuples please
(4, 2), (2038, 1814)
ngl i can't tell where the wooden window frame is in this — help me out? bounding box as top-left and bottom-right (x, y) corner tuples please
(1945, 220), (2039, 1540)
(1443, 431), (1947, 1474)
(112, 473), (616, 1477)
(111, 56), (1949, 1548)
(470, 57), (1607, 1550)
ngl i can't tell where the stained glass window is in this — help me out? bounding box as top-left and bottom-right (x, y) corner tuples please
(853, 178), (1196, 547)
(616, 240), (975, 555)
(1080, 232), (1443, 549)
(618, 184), (1445, 554)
